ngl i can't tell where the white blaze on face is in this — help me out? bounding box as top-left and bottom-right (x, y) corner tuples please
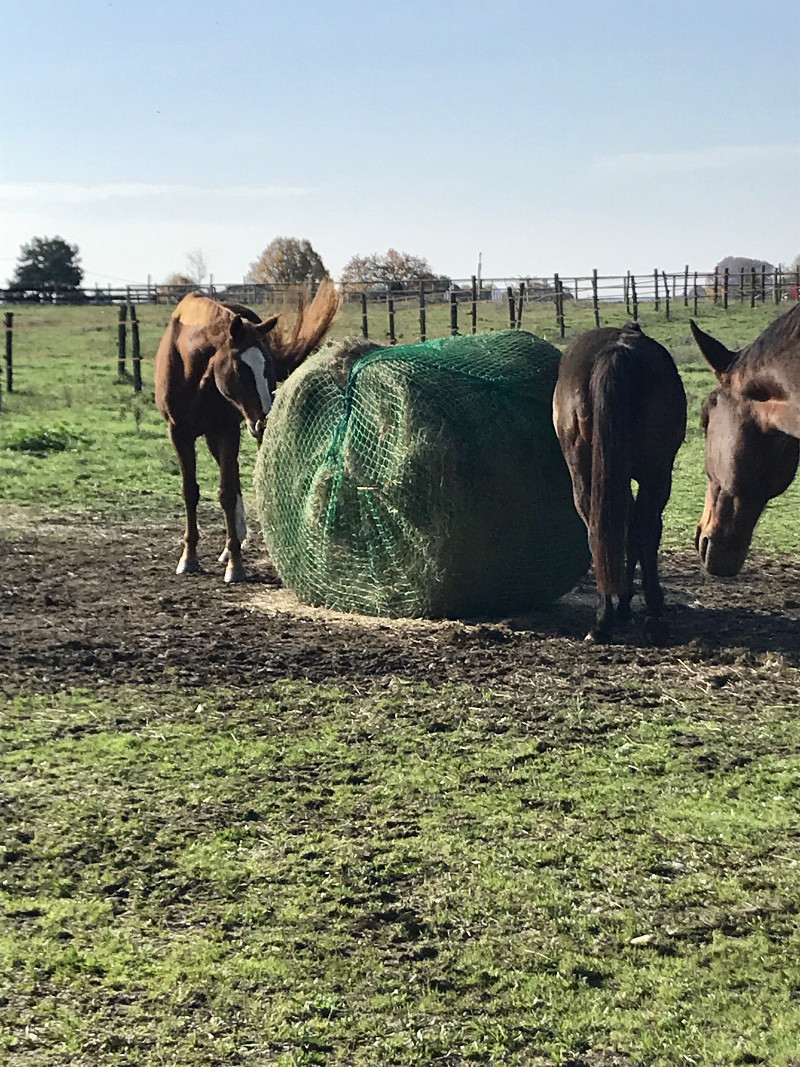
(240, 347), (273, 416)
(235, 494), (247, 543)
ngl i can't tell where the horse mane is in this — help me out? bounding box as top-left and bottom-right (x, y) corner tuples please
(268, 281), (341, 379)
(172, 292), (234, 327)
(742, 301), (800, 370)
(169, 284), (340, 378)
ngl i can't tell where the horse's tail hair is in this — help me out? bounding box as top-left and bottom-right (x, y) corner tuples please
(589, 334), (634, 596)
(270, 280), (341, 380)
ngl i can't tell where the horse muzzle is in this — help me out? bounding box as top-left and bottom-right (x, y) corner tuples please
(246, 418), (266, 444)
(695, 525), (748, 577)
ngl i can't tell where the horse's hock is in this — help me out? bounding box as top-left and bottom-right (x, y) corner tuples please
(253, 330), (591, 618)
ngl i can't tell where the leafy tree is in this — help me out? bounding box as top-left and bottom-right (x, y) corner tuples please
(340, 248), (436, 290)
(10, 236), (83, 293)
(247, 238), (329, 286)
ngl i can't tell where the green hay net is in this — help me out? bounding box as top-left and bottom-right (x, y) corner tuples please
(254, 330), (589, 618)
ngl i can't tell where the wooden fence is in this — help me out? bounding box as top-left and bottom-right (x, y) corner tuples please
(2, 267), (798, 400)
(2, 266), (799, 314)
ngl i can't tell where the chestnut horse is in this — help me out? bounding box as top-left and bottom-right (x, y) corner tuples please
(553, 323), (686, 643)
(691, 303), (800, 576)
(155, 282), (339, 582)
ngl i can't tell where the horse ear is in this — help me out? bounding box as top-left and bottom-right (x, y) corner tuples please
(690, 319), (736, 377)
(257, 315), (279, 337)
(229, 315), (246, 346)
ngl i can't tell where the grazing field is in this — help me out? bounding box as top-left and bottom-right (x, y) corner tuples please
(2, 299), (800, 1066)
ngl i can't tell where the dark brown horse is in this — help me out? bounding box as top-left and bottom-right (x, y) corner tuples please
(155, 282), (339, 582)
(553, 322), (686, 643)
(691, 303), (800, 576)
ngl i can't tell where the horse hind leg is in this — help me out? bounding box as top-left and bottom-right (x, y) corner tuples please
(614, 486), (638, 628)
(587, 593), (615, 644)
(218, 495), (247, 567)
(206, 430), (248, 584)
(634, 478), (671, 645)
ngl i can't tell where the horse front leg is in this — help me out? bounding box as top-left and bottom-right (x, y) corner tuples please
(170, 427), (203, 575)
(206, 429), (248, 583)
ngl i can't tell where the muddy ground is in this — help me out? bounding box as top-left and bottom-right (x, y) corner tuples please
(2, 506), (800, 706)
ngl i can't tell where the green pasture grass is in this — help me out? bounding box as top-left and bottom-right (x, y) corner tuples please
(2, 298), (799, 553)
(3, 678), (800, 1064)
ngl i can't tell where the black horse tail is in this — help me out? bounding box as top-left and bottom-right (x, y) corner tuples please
(588, 331), (635, 596)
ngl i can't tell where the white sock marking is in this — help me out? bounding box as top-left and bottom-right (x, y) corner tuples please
(235, 494), (247, 543)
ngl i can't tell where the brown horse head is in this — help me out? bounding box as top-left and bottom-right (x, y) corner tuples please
(691, 318), (800, 576)
(209, 312), (279, 442)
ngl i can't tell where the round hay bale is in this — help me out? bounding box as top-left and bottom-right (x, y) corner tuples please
(254, 330), (589, 618)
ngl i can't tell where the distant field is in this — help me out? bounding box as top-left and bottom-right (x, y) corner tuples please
(1, 296), (797, 553)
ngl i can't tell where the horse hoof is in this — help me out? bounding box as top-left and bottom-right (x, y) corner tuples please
(224, 563), (248, 584)
(176, 557), (203, 575)
(585, 628), (612, 644)
(643, 617), (669, 646)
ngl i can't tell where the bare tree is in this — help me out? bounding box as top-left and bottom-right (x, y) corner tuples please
(185, 248), (208, 286)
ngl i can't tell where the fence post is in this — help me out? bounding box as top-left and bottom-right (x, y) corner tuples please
(760, 264), (766, 304)
(684, 265), (689, 306)
(449, 292), (459, 336)
(739, 267), (746, 303)
(654, 269), (659, 311)
(419, 284), (427, 342)
(713, 270), (719, 305)
(516, 282), (525, 329)
(662, 271), (670, 321)
(507, 287), (516, 330)
(554, 274), (565, 337)
(750, 267), (757, 309)
(625, 272), (631, 316)
(4, 312), (12, 394)
(723, 268), (729, 309)
(471, 275), (478, 334)
(130, 304), (142, 392)
(117, 303), (128, 378)
(693, 272), (698, 317)
(361, 292), (369, 338)
(592, 269), (600, 327)
(387, 296), (396, 344)
(630, 274), (638, 321)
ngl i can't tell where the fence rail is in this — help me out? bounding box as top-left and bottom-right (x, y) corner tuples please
(2, 266), (799, 311)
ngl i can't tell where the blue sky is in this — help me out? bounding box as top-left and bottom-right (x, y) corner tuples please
(2, 0), (798, 287)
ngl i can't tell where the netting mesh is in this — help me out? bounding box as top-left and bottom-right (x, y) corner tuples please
(254, 330), (589, 618)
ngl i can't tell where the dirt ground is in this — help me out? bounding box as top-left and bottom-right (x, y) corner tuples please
(2, 505), (800, 706)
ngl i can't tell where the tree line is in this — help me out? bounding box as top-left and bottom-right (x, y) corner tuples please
(5, 234), (800, 300)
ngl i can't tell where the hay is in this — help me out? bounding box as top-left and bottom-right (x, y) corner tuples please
(254, 330), (590, 618)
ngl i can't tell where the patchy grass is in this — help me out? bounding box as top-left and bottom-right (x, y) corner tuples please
(3, 679), (800, 1064)
(3, 299), (800, 1064)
